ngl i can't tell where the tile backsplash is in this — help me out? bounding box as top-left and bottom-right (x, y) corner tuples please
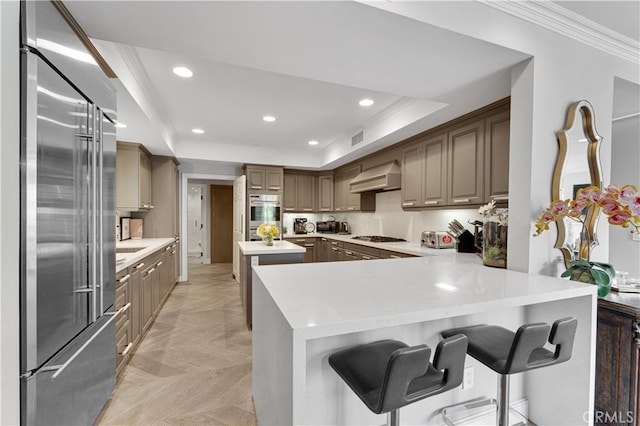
(284, 190), (481, 243)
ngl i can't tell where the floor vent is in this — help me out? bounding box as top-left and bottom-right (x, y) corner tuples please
(351, 130), (364, 146)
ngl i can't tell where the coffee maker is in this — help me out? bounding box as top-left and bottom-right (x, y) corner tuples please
(294, 218), (308, 234)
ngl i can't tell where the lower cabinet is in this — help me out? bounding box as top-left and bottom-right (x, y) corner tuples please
(288, 236), (419, 262)
(595, 299), (640, 425)
(286, 237), (317, 263)
(116, 240), (179, 378)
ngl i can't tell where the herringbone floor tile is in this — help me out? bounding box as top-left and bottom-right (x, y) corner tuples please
(97, 263), (256, 425)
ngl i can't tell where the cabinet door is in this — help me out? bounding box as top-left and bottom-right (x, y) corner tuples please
(247, 168), (266, 191)
(334, 172), (346, 212)
(318, 175), (334, 212)
(484, 110), (510, 203)
(401, 144), (422, 208)
(129, 266), (141, 346)
(343, 165), (361, 211)
(422, 133), (448, 207)
(139, 151), (151, 208)
(303, 241), (315, 263)
(298, 175), (316, 212)
(115, 147), (140, 210)
(595, 306), (636, 424)
(266, 169), (283, 192)
(447, 119), (484, 205)
(283, 174), (298, 212)
(141, 266), (154, 332)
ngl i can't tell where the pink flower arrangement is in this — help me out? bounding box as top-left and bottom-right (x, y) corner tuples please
(534, 184), (640, 236)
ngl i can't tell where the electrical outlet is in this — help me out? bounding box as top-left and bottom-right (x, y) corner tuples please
(462, 366), (474, 389)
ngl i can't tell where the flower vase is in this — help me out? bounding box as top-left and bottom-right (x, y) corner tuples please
(263, 235), (273, 246)
(565, 226), (613, 297)
(482, 208), (508, 268)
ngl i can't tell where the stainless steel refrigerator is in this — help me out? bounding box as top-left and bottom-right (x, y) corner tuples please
(19, 1), (117, 424)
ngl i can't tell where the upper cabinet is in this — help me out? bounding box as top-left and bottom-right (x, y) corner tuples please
(334, 165), (375, 212)
(245, 165), (283, 193)
(401, 133), (447, 208)
(283, 173), (316, 212)
(116, 142), (152, 211)
(143, 156), (180, 237)
(318, 174), (334, 212)
(484, 109), (510, 204)
(400, 100), (510, 210)
(447, 119), (485, 206)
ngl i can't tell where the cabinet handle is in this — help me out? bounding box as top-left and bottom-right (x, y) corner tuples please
(452, 198), (470, 203)
(120, 342), (134, 356)
(269, 186), (280, 190)
(303, 209), (312, 211)
(142, 204), (150, 208)
(117, 302), (131, 315)
(491, 195), (509, 201)
(304, 244), (314, 248)
(251, 185), (262, 190)
(347, 207), (356, 210)
(171, 250), (176, 254)
(362, 255), (371, 260)
(390, 255), (401, 259)
(118, 274), (131, 284)
(332, 247), (338, 251)
(423, 200), (438, 205)
(146, 267), (155, 276)
(321, 238), (327, 242)
(156, 261), (163, 266)
(321, 208), (331, 211)
(331, 242), (338, 246)
(284, 208), (295, 211)
(345, 250), (353, 255)
(335, 208), (342, 211)
(165, 246), (172, 251)
(135, 262), (145, 269)
(402, 202), (415, 207)
(149, 205), (155, 209)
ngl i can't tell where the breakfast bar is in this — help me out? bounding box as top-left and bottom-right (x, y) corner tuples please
(252, 255), (597, 425)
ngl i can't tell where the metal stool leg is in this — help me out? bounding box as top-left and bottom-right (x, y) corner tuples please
(387, 409), (399, 426)
(497, 374), (510, 426)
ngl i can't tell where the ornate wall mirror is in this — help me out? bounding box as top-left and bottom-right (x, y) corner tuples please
(552, 100), (604, 267)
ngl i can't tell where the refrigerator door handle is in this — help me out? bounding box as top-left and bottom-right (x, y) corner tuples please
(90, 104), (98, 323)
(74, 133), (94, 139)
(49, 313), (117, 381)
(97, 108), (104, 315)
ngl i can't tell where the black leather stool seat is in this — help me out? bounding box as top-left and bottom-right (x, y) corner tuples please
(441, 317), (577, 375)
(329, 335), (468, 416)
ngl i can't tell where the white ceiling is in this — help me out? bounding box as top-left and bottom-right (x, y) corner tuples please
(63, 1), (638, 170)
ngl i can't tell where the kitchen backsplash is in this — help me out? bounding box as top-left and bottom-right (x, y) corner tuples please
(284, 190), (481, 243)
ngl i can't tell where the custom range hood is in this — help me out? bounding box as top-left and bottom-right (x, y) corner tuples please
(350, 161), (401, 193)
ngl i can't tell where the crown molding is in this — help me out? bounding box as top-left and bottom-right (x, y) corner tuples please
(479, 0), (639, 64)
(115, 44), (177, 150)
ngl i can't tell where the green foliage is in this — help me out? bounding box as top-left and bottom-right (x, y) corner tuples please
(561, 260), (614, 297)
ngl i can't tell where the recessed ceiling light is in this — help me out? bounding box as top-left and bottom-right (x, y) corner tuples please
(173, 66), (193, 78)
(263, 116), (276, 122)
(192, 128), (204, 134)
(115, 122), (127, 128)
(308, 140), (319, 146)
(359, 99), (374, 107)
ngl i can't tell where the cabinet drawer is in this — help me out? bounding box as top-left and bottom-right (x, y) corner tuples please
(115, 321), (133, 374)
(344, 242), (380, 258)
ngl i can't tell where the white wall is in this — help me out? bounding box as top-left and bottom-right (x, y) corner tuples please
(609, 114), (640, 279)
(0, 1), (20, 423)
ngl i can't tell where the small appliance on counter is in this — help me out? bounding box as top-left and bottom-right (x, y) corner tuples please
(130, 219), (143, 239)
(421, 231), (455, 249)
(338, 222), (349, 234)
(316, 221), (339, 234)
(294, 218), (308, 234)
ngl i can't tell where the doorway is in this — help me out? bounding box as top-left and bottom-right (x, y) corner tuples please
(210, 185), (233, 263)
(187, 184), (207, 264)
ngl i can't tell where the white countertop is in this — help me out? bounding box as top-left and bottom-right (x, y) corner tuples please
(283, 233), (454, 257)
(116, 238), (176, 273)
(252, 255), (596, 339)
(238, 240), (306, 255)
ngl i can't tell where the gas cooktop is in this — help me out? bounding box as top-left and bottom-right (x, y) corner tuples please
(352, 236), (407, 243)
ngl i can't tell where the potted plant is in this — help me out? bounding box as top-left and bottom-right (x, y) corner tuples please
(534, 184), (640, 297)
(257, 223), (279, 246)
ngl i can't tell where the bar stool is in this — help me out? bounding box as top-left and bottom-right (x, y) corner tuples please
(328, 335), (468, 426)
(441, 317), (577, 426)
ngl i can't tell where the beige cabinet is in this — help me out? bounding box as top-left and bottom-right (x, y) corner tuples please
(401, 133), (447, 209)
(318, 175), (334, 212)
(286, 237), (317, 263)
(447, 119), (485, 206)
(141, 262), (155, 333)
(116, 142), (152, 211)
(334, 165), (375, 212)
(115, 270), (132, 375)
(283, 173), (316, 212)
(245, 165), (283, 192)
(144, 156), (179, 237)
(484, 110), (510, 204)
(129, 262), (142, 347)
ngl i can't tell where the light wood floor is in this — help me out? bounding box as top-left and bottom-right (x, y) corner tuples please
(97, 263), (257, 425)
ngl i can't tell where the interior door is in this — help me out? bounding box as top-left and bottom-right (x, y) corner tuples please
(233, 176), (246, 282)
(21, 53), (92, 372)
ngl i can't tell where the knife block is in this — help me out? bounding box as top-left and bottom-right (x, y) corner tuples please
(455, 230), (476, 253)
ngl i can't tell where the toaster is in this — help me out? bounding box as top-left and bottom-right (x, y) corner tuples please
(421, 231), (455, 249)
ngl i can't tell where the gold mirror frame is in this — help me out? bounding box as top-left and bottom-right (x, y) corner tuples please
(552, 100), (603, 267)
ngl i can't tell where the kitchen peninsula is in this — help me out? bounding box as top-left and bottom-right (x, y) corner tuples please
(252, 255), (597, 425)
